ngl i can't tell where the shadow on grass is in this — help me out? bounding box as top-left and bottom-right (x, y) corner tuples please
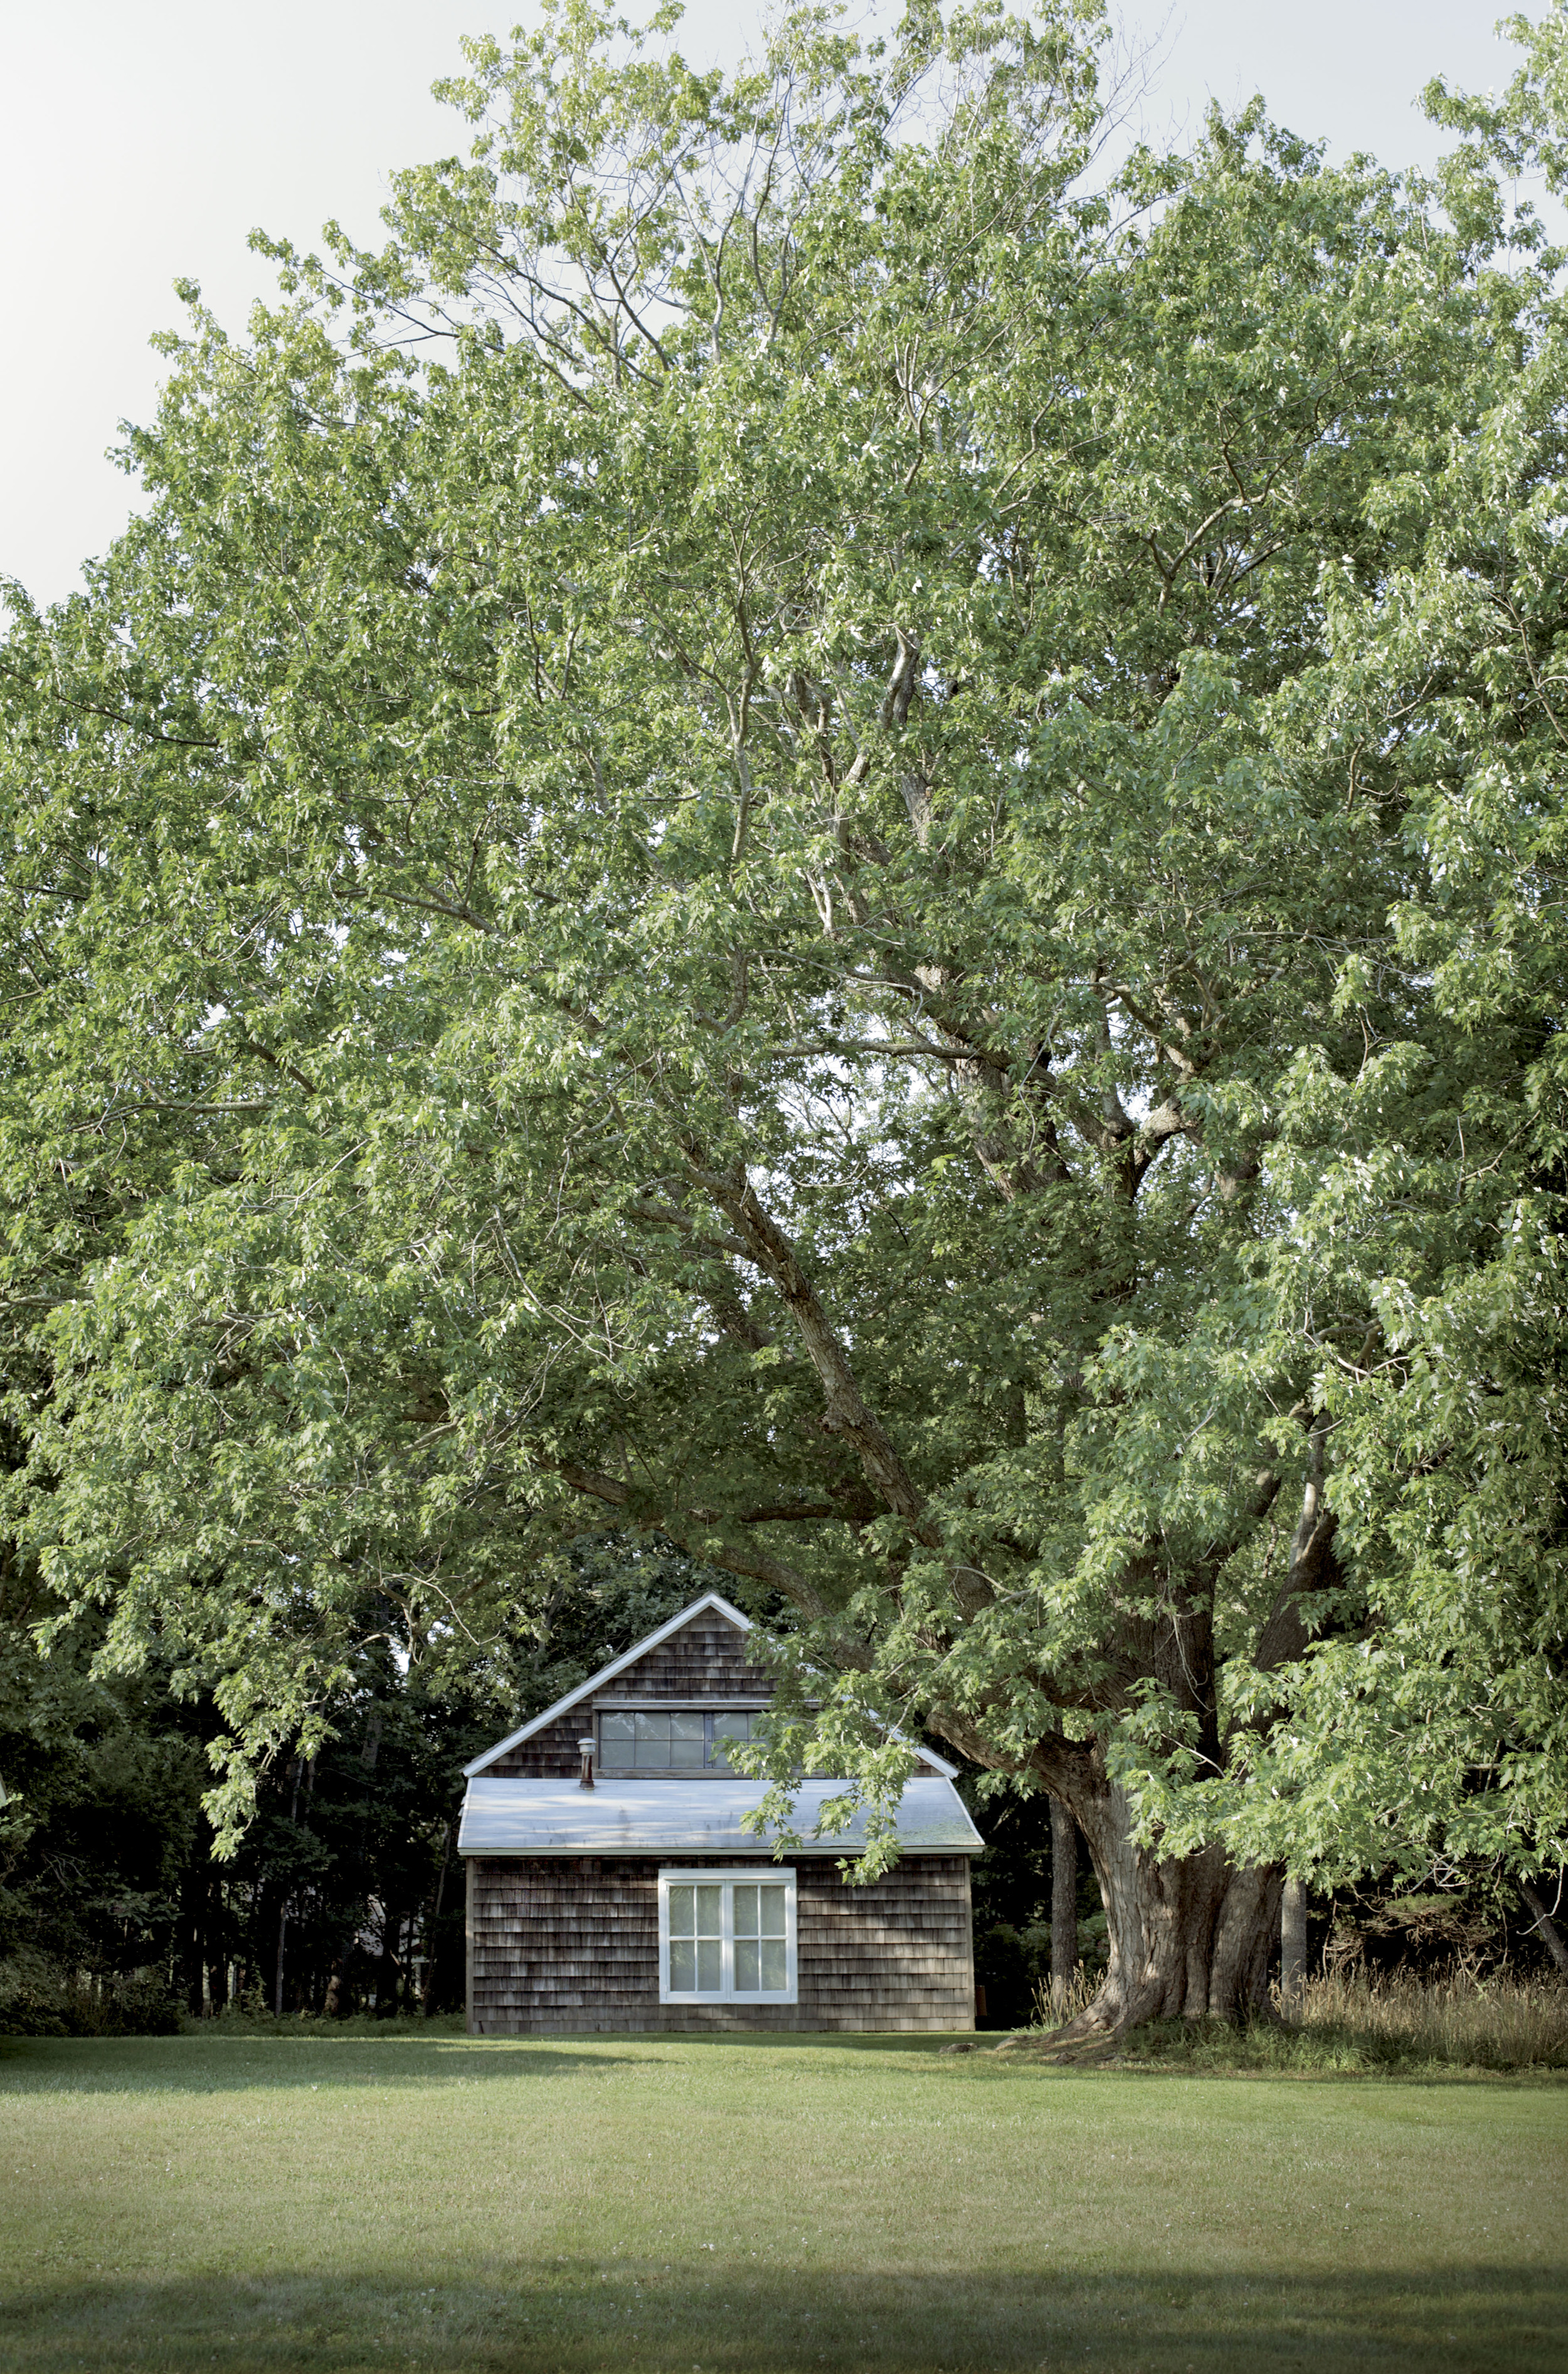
(984, 2040), (1567, 2092)
(0, 2034), (642, 2092)
(1013, 2009), (1568, 2080)
(0, 2261), (1561, 2373)
(0, 2028), (967, 2095)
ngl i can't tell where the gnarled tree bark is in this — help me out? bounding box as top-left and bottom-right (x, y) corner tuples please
(1055, 1777), (1280, 2035)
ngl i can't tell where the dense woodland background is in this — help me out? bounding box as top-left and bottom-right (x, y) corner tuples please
(2, 1535), (1556, 2035)
(0, 1537), (719, 2029)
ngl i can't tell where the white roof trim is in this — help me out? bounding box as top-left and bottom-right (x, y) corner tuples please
(463, 1588), (959, 1781)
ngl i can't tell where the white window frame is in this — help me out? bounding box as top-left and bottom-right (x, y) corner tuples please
(657, 1867), (798, 2005)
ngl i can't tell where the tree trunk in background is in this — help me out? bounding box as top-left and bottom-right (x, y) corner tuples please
(1052, 1779), (1283, 2038)
(180, 1851), (206, 2018)
(375, 1905), (403, 2017)
(330, 1714), (382, 2016)
(204, 1860), (228, 2016)
(1281, 1876), (1308, 2014)
(273, 1754), (305, 2015)
(422, 1824), (452, 2015)
(1518, 1880), (1568, 1978)
(1049, 1797), (1079, 2011)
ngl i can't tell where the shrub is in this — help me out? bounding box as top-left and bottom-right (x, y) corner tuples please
(0, 1953), (181, 2038)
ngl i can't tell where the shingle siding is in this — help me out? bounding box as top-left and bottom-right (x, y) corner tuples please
(485, 1612), (773, 1778)
(467, 1853), (975, 2035)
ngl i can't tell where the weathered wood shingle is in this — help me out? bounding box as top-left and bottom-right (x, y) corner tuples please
(486, 1610), (771, 1778)
(467, 1853), (975, 2035)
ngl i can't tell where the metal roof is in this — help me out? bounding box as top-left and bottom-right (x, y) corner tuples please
(457, 1774), (983, 1858)
(462, 1590), (960, 1781)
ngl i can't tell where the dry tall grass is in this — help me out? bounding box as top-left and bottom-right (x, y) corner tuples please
(1026, 1965), (1568, 2070)
(1288, 1966), (1568, 2070)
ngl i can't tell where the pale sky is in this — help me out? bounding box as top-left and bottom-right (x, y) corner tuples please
(1, 3), (1525, 610)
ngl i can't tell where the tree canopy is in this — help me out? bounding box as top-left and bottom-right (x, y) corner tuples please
(3, 0), (1565, 2025)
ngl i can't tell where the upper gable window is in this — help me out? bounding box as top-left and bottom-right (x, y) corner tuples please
(598, 1709), (761, 1773)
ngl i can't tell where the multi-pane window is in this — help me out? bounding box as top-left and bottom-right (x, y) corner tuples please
(598, 1709), (761, 1773)
(657, 1870), (798, 2003)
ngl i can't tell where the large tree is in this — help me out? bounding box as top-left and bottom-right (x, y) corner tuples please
(3, 0), (1565, 2030)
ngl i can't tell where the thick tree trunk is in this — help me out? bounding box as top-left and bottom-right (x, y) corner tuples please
(1049, 1797), (1079, 2010)
(1051, 1779), (1283, 2036)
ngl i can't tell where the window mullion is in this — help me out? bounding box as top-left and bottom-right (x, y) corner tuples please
(721, 1882), (734, 2001)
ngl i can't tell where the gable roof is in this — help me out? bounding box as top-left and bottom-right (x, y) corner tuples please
(463, 1590), (959, 1780)
(462, 1592), (753, 1778)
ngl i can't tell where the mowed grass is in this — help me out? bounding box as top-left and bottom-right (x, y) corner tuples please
(0, 2028), (1562, 2373)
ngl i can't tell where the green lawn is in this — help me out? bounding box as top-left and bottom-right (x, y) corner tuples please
(0, 2028), (1561, 2373)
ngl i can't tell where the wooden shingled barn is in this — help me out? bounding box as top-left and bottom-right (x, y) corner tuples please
(458, 1591), (983, 2034)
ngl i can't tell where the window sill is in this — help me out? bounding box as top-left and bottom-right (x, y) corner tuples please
(660, 1992), (798, 2007)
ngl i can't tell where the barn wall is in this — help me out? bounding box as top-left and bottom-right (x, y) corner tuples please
(467, 1853), (975, 2035)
